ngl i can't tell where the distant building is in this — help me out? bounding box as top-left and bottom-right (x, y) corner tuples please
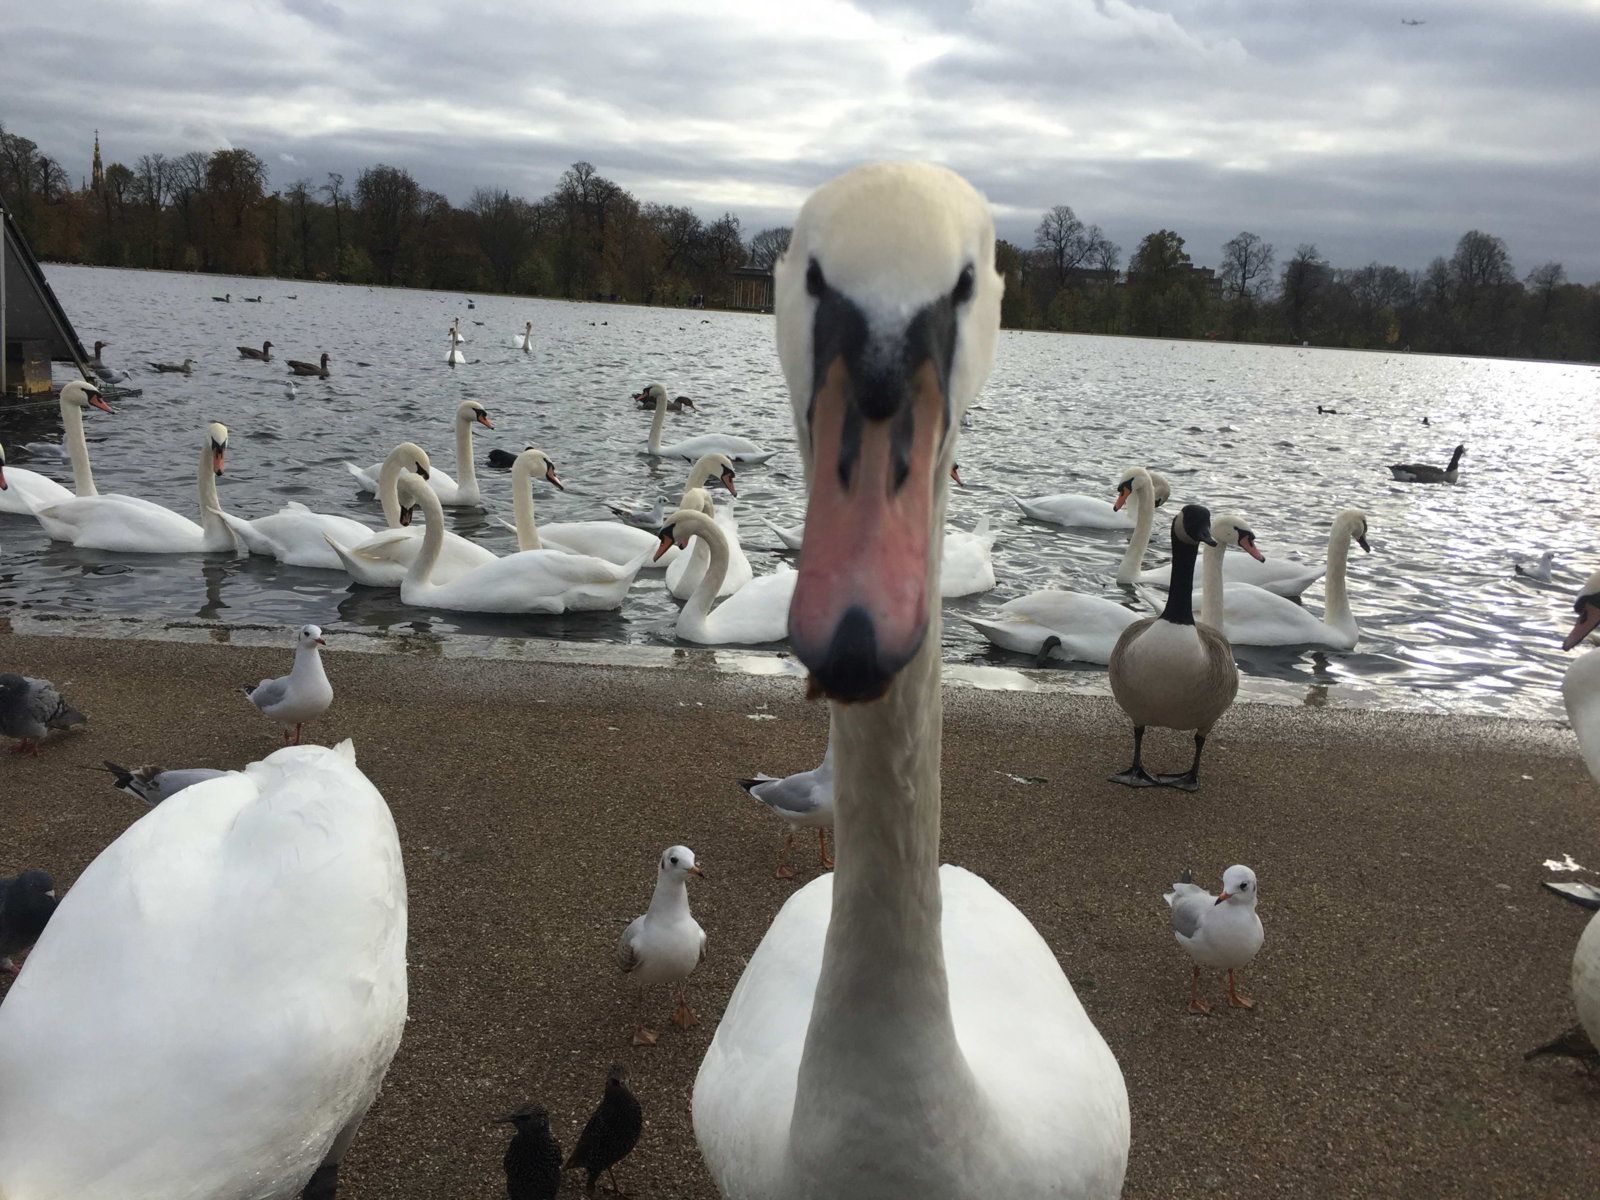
(90, 130), (104, 193)
(730, 266), (773, 312)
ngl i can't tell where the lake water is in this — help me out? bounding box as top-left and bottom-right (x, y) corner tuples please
(3, 264), (1597, 719)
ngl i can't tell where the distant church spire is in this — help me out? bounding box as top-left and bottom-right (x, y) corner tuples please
(91, 130), (104, 192)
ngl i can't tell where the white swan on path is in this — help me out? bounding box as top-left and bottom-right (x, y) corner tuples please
(397, 466), (647, 614)
(642, 383), (778, 464)
(693, 162), (1128, 1200)
(0, 739), (407, 1200)
(1558, 570), (1600, 1070)
(1013, 469), (1171, 529)
(33, 421), (240, 554)
(665, 488), (753, 599)
(325, 443), (497, 587)
(345, 400), (493, 506)
(655, 506), (792, 644)
(1188, 509), (1371, 650)
(0, 441), (73, 515)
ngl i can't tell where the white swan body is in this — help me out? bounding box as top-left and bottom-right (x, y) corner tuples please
(345, 400), (492, 506)
(0, 445), (72, 514)
(34, 422), (239, 554)
(1013, 470), (1171, 529)
(325, 443), (496, 587)
(659, 507), (794, 644)
(643, 384), (778, 464)
(0, 740), (407, 1200)
(1139, 507), (1326, 598)
(447, 322), (466, 365)
(963, 590), (1142, 665)
(225, 504), (375, 571)
(666, 489), (753, 599)
(694, 162), (1127, 1200)
(939, 516), (996, 597)
(499, 447), (684, 570)
(397, 462), (646, 614)
(597, 454), (739, 568)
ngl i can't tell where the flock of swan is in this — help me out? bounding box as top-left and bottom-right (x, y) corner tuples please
(0, 161), (1596, 1200)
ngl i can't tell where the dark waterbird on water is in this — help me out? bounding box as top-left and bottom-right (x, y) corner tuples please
(286, 352), (331, 377)
(0, 869), (57, 975)
(148, 358), (193, 374)
(563, 1064), (642, 1197)
(211, 293), (230, 302)
(237, 340), (274, 361)
(498, 1103), (563, 1200)
(1389, 443), (1465, 484)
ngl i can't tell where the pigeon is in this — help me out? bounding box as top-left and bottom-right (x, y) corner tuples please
(617, 846), (706, 1045)
(740, 743), (834, 878)
(563, 1064), (643, 1198)
(499, 1102), (563, 1200)
(0, 673), (87, 756)
(1165, 865), (1264, 1014)
(242, 625), (334, 745)
(0, 870), (58, 974)
(100, 761), (229, 806)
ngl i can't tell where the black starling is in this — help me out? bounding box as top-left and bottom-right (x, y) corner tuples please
(563, 1064), (642, 1197)
(499, 1102), (563, 1200)
(0, 869), (58, 974)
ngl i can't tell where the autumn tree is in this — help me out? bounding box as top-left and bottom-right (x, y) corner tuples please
(746, 226), (791, 271)
(355, 163), (423, 285)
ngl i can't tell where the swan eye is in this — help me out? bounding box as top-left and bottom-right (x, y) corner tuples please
(806, 259), (826, 297)
(952, 265), (975, 305)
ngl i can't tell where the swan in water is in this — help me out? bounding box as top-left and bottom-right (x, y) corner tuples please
(642, 383), (778, 464)
(1013, 469), (1171, 529)
(345, 400), (493, 506)
(223, 441), (397, 570)
(693, 162), (1128, 1200)
(1107, 505), (1238, 791)
(665, 488), (753, 598)
(655, 506), (792, 643)
(0, 740), (407, 1200)
(1558, 572), (1600, 1076)
(447, 321), (466, 366)
(325, 444), (497, 586)
(1389, 443), (1465, 484)
(0, 442), (74, 515)
(1137, 505), (1329, 598)
(396, 468), (648, 614)
(517, 321), (533, 351)
(33, 421), (239, 554)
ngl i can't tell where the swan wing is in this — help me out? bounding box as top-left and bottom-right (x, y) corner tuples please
(33, 495), (205, 553)
(0, 743), (407, 1199)
(0, 468), (72, 515)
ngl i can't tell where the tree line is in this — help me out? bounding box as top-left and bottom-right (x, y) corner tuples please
(2, 122), (1594, 361)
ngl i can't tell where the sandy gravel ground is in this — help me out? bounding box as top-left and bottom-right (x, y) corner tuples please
(2, 625), (1598, 1199)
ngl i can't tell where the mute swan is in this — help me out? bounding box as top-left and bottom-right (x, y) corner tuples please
(1108, 505), (1238, 791)
(693, 162), (1128, 1200)
(223, 476), (384, 573)
(238, 340), (274, 360)
(287, 352), (331, 377)
(447, 322), (466, 366)
(243, 624), (334, 744)
(655, 506), (794, 644)
(1192, 513), (1267, 630)
(42, 380), (113, 497)
(1559, 571), (1600, 1051)
(0, 740), (407, 1200)
(1389, 443), (1465, 483)
(33, 422), (239, 554)
(1014, 469), (1171, 529)
(642, 383), (778, 464)
(396, 469), (647, 614)
(740, 742), (835, 878)
(1188, 509), (1371, 649)
(345, 400), (492, 506)
(939, 515), (997, 597)
(1110, 465), (1167, 585)
(618, 846), (706, 1045)
(1165, 865), (1264, 1014)
(665, 488), (753, 599)
(325, 443), (497, 586)
(1138, 506), (1326, 598)
(0, 442), (73, 515)
(518, 321), (533, 351)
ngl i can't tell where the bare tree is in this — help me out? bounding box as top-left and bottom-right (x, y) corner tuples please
(1219, 231), (1274, 301)
(746, 226), (791, 271)
(322, 172), (347, 278)
(1033, 204), (1091, 285)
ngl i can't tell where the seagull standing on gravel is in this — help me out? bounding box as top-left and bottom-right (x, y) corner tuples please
(617, 846), (706, 1045)
(563, 1064), (643, 1198)
(100, 762), (229, 805)
(498, 1102), (563, 1200)
(0, 870), (57, 975)
(241, 625), (334, 745)
(1165, 864), (1264, 1014)
(740, 743), (835, 878)
(0, 674), (87, 756)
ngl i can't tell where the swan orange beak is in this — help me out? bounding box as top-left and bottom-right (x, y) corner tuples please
(212, 447), (226, 475)
(476, 412), (494, 429)
(90, 394), (114, 414)
(1563, 601), (1600, 651)
(544, 465), (565, 491)
(1238, 533), (1265, 563)
(720, 467), (738, 497)
(653, 528), (676, 562)
(789, 294), (954, 704)
(950, 463), (964, 486)
(1112, 482), (1132, 512)
(0, 466), (8, 490)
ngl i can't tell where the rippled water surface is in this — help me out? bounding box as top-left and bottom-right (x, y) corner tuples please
(4, 265), (1597, 718)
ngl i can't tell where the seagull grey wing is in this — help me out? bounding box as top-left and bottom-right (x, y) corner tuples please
(698, 927), (708, 966)
(244, 675), (290, 710)
(146, 767), (230, 804)
(616, 917), (644, 975)
(1169, 890), (1209, 940)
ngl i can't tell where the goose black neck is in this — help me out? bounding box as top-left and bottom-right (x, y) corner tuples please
(1159, 534), (1200, 626)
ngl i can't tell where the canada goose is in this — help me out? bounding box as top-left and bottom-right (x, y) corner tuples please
(286, 352), (331, 377)
(1316, 405), (1338, 414)
(1107, 504), (1238, 791)
(1389, 443), (1465, 484)
(634, 386), (693, 412)
(237, 341), (274, 361)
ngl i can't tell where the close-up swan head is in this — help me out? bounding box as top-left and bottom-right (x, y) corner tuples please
(1337, 508), (1373, 554)
(659, 844), (704, 879)
(513, 447), (562, 491)
(459, 400), (494, 429)
(207, 423), (228, 475)
(1562, 570), (1600, 650)
(1111, 465), (1171, 511)
(1210, 514), (1267, 562)
(777, 162), (1002, 704)
(62, 379), (112, 414)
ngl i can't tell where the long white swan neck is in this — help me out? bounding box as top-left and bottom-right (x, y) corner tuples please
(377, 453), (406, 528)
(511, 456), (543, 551)
(196, 434), (226, 536)
(684, 454), (722, 496)
(407, 487), (446, 586)
(1199, 537), (1226, 629)
(648, 393), (667, 454)
(62, 397), (97, 496)
(454, 412), (479, 493)
(1322, 518), (1358, 638)
(792, 468), (981, 1158)
(1114, 473), (1155, 584)
(677, 508), (728, 621)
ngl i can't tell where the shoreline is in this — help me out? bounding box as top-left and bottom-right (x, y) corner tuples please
(2, 626), (1598, 1198)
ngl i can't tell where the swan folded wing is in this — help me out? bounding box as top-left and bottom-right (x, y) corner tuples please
(32, 495), (206, 552)
(0, 744), (407, 1198)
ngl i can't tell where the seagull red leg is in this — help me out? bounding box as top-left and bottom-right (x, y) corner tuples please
(1188, 965), (1210, 1015)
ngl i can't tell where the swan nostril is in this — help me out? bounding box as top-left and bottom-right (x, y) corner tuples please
(793, 605), (920, 704)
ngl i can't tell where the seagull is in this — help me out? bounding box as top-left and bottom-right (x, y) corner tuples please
(498, 1102), (564, 1200)
(0, 870), (57, 975)
(605, 496), (669, 529)
(740, 743), (835, 878)
(1165, 865), (1264, 1014)
(1401, 17), (1425, 25)
(1515, 551), (1556, 583)
(617, 846), (706, 1045)
(0, 674), (87, 756)
(100, 761), (229, 806)
(563, 1064), (643, 1199)
(241, 625), (334, 745)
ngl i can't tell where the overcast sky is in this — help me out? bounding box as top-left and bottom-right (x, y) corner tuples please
(7, 0), (1599, 280)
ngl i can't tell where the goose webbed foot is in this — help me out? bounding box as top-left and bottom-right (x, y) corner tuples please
(1154, 770), (1201, 792)
(1108, 766), (1161, 788)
